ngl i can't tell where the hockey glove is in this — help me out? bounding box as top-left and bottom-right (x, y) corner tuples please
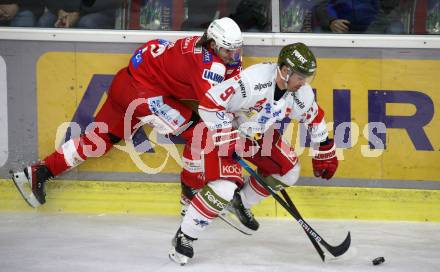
(312, 138), (338, 180)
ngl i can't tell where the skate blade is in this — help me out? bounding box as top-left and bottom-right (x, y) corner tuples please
(11, 170), (41, 208)
(219, 209), (255, 235)
(168, 248), (189, 266)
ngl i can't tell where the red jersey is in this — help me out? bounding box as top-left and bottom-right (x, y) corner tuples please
(128, 36), (242, 101)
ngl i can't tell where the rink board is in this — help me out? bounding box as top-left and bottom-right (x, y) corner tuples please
(1, 36), (440, 223)
(1, 179), (439, 222)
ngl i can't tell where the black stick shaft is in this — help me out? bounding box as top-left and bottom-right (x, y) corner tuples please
(234, 154), (326, 261)
(233, 153), (351, 259)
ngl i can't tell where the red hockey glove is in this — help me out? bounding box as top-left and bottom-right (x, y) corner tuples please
(312, 138), (338, 180)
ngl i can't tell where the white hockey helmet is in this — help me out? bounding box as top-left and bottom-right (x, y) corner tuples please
(207, 17), (243, 50)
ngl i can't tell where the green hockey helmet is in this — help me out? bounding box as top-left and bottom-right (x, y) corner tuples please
(277, 43), (317, 83)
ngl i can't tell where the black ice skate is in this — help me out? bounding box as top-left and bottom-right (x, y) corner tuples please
(168, 228), (197, 266)
(11, 163), (53, 208)
(228, 190), (260, 231)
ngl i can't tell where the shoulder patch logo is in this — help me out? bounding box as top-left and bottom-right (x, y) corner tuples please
(181, 37), (196, 54)
(293, 93), (305, 109)
(202, 48), (213, 63)
(254, 81), (273, 91)
(130, 49), (143, 69)
(216, 111), (226, 120)
(202, 69), (224, 84)
(238, 80), (246, 98)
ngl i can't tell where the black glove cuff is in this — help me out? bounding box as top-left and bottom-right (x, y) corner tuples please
(320, 137), (331, 146)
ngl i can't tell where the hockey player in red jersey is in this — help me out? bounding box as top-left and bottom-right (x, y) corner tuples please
(11, 17), (243, 208)
(169, 43), (339, 265)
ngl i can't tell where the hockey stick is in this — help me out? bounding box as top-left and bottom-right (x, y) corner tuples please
(279, 189), (351, 259)
(233, 153), (351, 262)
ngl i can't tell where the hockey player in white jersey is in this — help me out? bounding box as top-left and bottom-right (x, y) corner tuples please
(169, 43), (338, 265)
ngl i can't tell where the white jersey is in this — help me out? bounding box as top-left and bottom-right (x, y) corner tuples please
(199, 63), (328, 143)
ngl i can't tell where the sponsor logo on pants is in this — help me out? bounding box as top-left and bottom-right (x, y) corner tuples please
(220, 162), (242, 177)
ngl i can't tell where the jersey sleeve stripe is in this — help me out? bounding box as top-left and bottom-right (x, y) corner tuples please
(311, 105), (325, 125)
(199, 92), (226, 111)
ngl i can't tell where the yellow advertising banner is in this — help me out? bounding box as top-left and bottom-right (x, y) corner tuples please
(37, 53), (440, 181)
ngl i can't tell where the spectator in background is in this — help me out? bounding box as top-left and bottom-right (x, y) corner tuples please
(366, 0), (405, 34)
(314, 0), (379, 33)
(0, 0), (43, 27)
(181, 0), (270, 32)
(37, 0), (122, 29)
(280, 0), (316, 33)
(229, 0), (270, 32)
(180, 0), (221, 30)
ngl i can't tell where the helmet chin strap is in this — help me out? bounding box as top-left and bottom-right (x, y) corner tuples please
(214, 45), (227, 63)
(277, 66), (289, 90)
(215, 44), (241, 65)
(213, 44), (221, 56)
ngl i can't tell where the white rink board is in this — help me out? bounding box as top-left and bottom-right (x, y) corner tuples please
(0, 213), (439, 272)
(2, 28), (440, 49)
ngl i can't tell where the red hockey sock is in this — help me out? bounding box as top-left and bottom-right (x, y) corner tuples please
(43, 150), (71, 177)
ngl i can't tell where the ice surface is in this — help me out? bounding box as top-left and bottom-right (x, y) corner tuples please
(0, 213), (439, 272)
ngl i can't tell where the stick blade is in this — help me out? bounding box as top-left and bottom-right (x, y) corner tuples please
(321, 231), (351, 257)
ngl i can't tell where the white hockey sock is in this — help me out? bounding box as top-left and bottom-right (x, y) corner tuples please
(239, 178), (268, 209)
(180, 180), (237, 238)
(181, 205), (212, 239)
